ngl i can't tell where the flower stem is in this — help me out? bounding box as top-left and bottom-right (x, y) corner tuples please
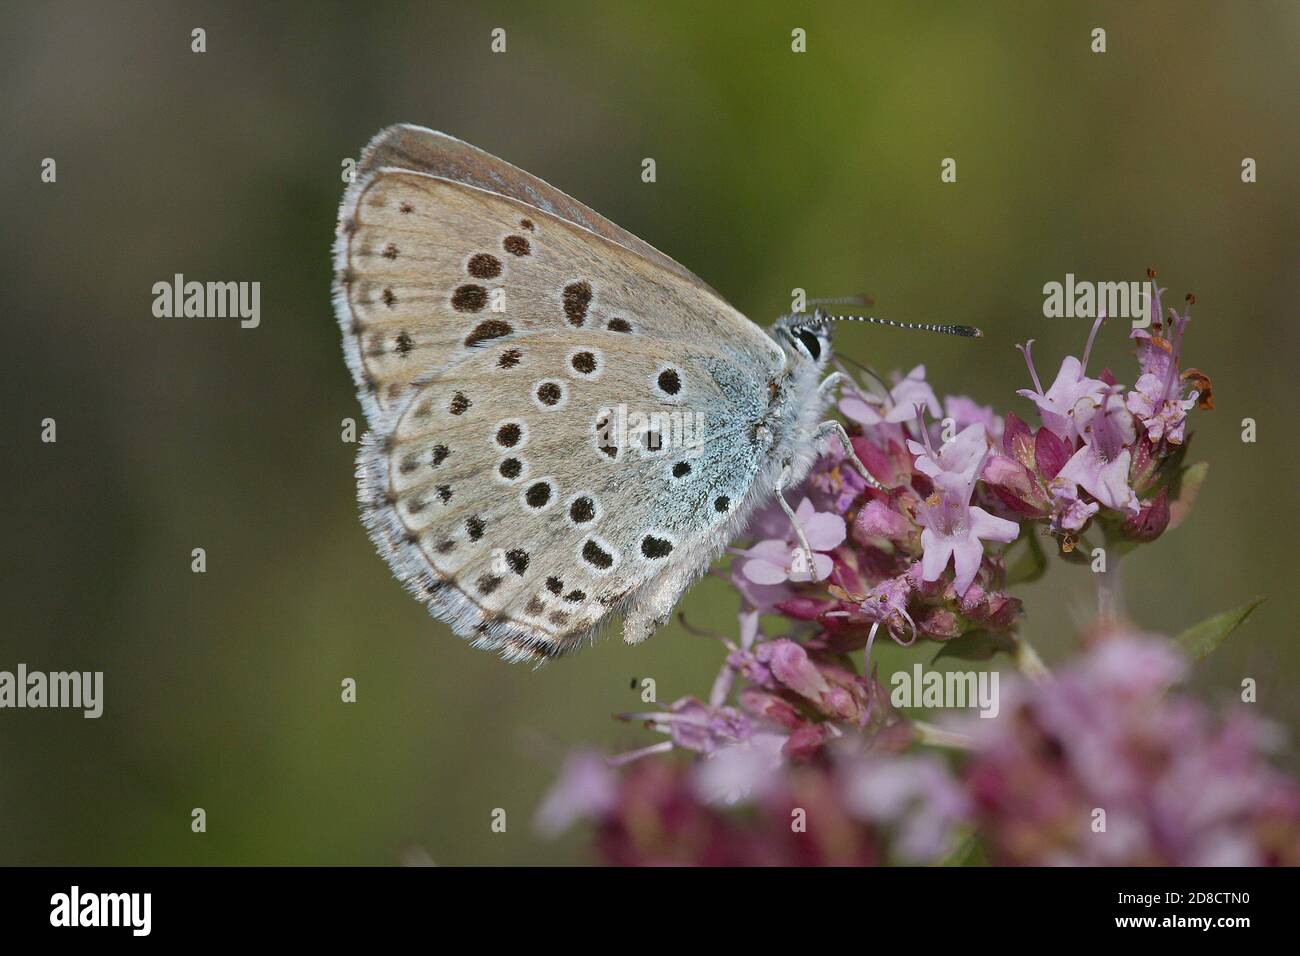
(1014, 636), (1052, 683)
(1097, 553), (1125, 627)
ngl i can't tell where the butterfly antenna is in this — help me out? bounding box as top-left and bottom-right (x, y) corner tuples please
(804, 312), (983, 338)
(808, 294), (874, 307)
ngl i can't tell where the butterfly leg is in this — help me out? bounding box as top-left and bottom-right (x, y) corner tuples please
(774, 463), (819, 581)
(810, 419), (889, 492)
(821, 365), (893, 406)
(817, 370), (856, 398)
(818, 368), (888, 419)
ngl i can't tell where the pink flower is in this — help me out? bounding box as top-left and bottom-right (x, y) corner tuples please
(1050, 484), (1099, 533)
(907, 421), (989, 484)
(1016, 351), (1107, 444)
(944, 395), (1004, 447)
(911, 431), (1019, 594)
(1130, 280), (1177, 379)
(839, 364), (941, 426)
(860, 572), (915, 626)
(855, 499), (913, 541)
(1016, 319), (1109, 444)
(1121, 489), (1171, 542)
(1055, 389), (1139, 515)
(765, 639), (832, 702)
(658, 697), (753, 754)
(839, 752), (971, 863)
(739, 498), (845, 584)
(729, 562), (794, 614)
(1126, 372), (1196, 444)
(532, 751), (619, 836)
(692, 732), (788, 805)
(917, 482), (1020, 595)
(833, 572), (920, 656)
(1126, 295), (1205, 445)
(1132, 328), (1175, 381)
(982, 452), (1046, 516)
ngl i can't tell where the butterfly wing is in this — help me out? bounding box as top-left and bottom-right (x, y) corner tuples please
(352, 125), (718, 295)
(334, 128), (783, 662)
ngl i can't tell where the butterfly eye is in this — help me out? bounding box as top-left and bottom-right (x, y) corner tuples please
(795, 328), (823, 361)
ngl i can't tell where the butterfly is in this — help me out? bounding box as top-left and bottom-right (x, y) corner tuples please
(332, 125), (979, 664)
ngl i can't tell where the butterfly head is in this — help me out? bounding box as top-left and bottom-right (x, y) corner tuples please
(771, 310), (833, 372)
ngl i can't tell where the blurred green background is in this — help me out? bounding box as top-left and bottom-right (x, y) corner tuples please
(2, 0), (1296, 864)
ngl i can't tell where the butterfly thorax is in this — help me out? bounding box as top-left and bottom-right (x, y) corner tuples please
(755, 316), (836, 494)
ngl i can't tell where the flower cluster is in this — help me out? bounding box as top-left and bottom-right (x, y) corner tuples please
(736, 371), (1025, 659)
(986, 280), (1211, 550)
(534, 280), (1298, 865)
(540, 636), (1300, 866)
(964, 636), (1300, 866)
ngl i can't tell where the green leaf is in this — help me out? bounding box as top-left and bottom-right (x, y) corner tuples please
(933, 629), (1016, 663)
(1004, 529), (1048, 586)
(1174, 595), (1266, 661)
(938, 830), (988, 867)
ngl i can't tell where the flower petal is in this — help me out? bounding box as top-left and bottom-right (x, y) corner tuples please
(741, 557), (789, 585)
(838, 395), (882, 426)
(811, 552), (835, 581)
(918, 528), (953, 583)
(950, 536), (984, 594)
(803, 512), (847, 551)
(969, 506), (1020, 544)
